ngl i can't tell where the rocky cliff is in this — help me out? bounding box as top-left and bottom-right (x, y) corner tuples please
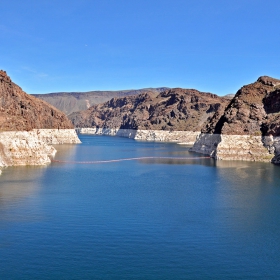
(192, 76), (280, 163)
(32, 88), (168, 115)
(0, 70), (80, 172)
(69, 88), (230, 140)
(0, 70), (75, 130)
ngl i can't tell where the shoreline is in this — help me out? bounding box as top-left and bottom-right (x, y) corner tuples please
(0, 129), (80, 170)
(77, 127), (280, 163)
(77, 127), (200, 145)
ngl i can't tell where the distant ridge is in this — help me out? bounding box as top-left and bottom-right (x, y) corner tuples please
(32, 88), (169, 115)
(69, 88), (230, 132)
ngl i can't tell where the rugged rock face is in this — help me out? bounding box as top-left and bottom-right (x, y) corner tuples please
(0, 70), (74, 131)
(70, 88), (230, 133)
(0, 131), (56, 167)
(202, 76), (280, 136)
(191, 134), (275, 162)
(32, 88), (169, 115)
(192, 76), (280, 162)
(0, 70), (80, 170)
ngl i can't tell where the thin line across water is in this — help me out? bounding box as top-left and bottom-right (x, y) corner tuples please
(51, 156), (211, 164)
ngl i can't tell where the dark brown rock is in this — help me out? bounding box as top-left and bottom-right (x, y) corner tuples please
(202, 76), (280, 136)
(0, 70), (74, 131)
(69, 88), (230, 132)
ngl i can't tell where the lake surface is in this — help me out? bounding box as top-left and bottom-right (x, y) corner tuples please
(1, 134), (280, 279)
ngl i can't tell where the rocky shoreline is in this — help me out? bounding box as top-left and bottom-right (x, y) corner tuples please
(0, 70), (82, 175)
(2, 69), (280, 166)
(191, 133), (280, 163)
(0, 129), (80, 174)
(78, 128), (280, 164)
(78, 128), (200, 144)
(72, 76), (280, 164)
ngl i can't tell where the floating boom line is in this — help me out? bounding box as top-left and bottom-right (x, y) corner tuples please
(51, 156), (211, 164)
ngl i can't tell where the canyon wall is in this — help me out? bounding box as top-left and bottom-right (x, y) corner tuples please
(70, 88), (230, 132)
(191, 76), (280, 163)
(0, 70), (80, 173)
(78, 127), (200, 144)
(0, 129), (80, 170)
(191, 134), (278, 162)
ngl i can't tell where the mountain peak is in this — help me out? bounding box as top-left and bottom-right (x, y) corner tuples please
(257, 76), (280, 87)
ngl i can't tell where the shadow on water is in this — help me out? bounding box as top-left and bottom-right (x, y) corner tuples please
(0, 166), (46, 204)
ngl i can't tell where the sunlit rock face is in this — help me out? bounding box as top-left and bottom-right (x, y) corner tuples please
(0, 70), (75, 131)
(192, 76), (280, 162)
(69, 88), (230, 132)
(0, 131), (55, 167)
(78, 128), (200, 145)
(0, 70), (80, 170)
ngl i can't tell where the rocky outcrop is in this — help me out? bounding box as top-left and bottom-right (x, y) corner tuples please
(70, 88), (230, 133)
(201, 76), (280, 136)
(192, 76), (280, 162)
(78, 128), (200, 144)
(32, 88), (169, 115)
(191, 134), (275, 162)
(0, 131), (56, 167)
(0, 70), (75, 131)
(0, 70), (80, 171)
(35, 129), (81, 144)
(0, 129), (80, 168)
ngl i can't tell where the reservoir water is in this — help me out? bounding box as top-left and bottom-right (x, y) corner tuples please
(1, 134), (280, 279)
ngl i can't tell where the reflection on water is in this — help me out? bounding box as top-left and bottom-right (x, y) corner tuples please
(52, 143), (78, 160)
(0, 166), (45, 205)
(138, 157), (214, 165)
(0, 134), (280, 279)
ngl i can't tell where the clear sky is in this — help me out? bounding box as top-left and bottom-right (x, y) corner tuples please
(1, 0), (280, 95)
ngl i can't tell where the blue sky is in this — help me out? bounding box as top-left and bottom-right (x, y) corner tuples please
(1, 0), (280, 95)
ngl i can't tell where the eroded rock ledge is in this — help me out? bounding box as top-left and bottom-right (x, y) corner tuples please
(78, 128), (200, 144)
(190, 134), (280, 163)
(189, 76), (280, 164)
(0, 129), (80, 171)
(80, 128), (280, 163)
(0, 70), (81, 174)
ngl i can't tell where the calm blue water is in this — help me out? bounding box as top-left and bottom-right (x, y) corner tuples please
(1, 134), (280, 279)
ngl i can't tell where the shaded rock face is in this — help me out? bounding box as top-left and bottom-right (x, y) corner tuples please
(262, 89), (280, 136)
(202, 76), (280, 136)
(32, 88), (169, 115)
(192, 76), (280, 163)
(0, 70), (74, 131)
(69, 88), (230, 132)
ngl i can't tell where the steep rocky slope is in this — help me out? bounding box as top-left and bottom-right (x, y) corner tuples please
(32, 88), (168, 115)
(0, 70), (80, 170)
(202, 76), (280, 136)
(69, 88), (230, 133)
(192, 76), (280, 162)
(0, 70), (74, 130)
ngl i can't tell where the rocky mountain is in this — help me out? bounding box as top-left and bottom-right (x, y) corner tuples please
(0, 70), (74, 131)
(202, 76), (280, 136)
(0, 70), (80, 170)
(32, 88), (169, 115)
(69, 88), (230, 132)
(192, 76), (280, 163)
